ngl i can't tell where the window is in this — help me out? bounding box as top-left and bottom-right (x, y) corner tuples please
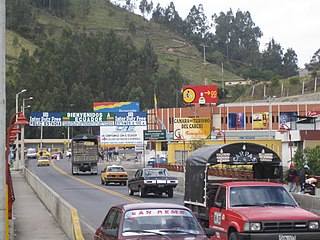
(111, 211), (122, 229)
(103, 208), (117, 229)
(215, 187), (226, 209)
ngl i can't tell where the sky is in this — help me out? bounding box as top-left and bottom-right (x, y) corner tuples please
(144, 0), (319, 68)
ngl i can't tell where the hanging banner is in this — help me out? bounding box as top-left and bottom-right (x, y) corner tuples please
(62, 112), (114, 126)
(253, 112), (269, 129)
(29, 112), (62, 126)
(114, 112), (147, 126)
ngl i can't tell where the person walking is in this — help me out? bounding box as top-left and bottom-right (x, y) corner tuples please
(287, 163), (298, 192)
(298, 164), (309, 192)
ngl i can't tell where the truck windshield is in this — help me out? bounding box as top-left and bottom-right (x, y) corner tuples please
(230, 186), (297, 207)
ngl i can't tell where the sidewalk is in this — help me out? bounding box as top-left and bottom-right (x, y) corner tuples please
(11, 170), (68, 240)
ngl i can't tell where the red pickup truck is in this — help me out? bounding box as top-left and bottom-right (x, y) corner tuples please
(184, 142), (320, 240)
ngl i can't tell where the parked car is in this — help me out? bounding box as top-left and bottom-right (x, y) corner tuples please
(128, 168), (178, 198)
(94, 202), (215, 240)
(26, 148), (37, 159)
(101, 165), (128, 186)
(37, 156), (50, 167)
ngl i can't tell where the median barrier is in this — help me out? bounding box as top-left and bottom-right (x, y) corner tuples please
(23, 168), (84, 240)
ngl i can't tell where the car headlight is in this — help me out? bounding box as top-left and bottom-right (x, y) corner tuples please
(244, 222), (261, 231)
(309, 221), (319, 230)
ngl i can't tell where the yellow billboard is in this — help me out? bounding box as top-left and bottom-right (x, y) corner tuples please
(173, 118), (211, 140)
(253, 112), (269, 129)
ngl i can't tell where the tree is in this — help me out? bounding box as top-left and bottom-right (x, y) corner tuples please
(139, 0), (148, 18)
(282, 48), (298, 78)
(261, 38), (283, 76)
(185, 4), (210, 40)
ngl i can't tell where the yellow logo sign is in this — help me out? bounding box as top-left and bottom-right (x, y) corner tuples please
(182, 88), (196, 103)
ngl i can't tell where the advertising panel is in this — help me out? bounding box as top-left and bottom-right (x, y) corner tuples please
(253, 112), (269, 129)
(173, 118), (211, 140)
(280, 112), (298, 125)
(143, 130), (166, 141)
(228, 113), (244, 129)
(100, 125), (146, 145)
(62, 112), (114, 126)
(114, 112), (147, 126)
(182, 85), (218, 105)
(29, 112), (62, 126)
(93, 102), (140, 112)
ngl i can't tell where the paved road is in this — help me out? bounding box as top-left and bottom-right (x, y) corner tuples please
(25, 157), (183, 239)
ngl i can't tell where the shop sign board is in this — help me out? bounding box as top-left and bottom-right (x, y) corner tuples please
(143, 130), (166, 141)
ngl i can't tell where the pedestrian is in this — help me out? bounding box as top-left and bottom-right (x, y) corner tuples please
(298, 164), (309, 192)
(286, 163), (298, 192)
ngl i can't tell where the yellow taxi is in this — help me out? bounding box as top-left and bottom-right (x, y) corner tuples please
(37, 156), (50, 167)
(36, 149), (51, 158)
(100, 165), (128, 186)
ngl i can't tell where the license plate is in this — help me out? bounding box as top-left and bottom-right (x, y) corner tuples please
(279, 235), (296, 240)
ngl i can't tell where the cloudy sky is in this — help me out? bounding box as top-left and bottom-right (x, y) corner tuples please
(144, 0), (319, 68)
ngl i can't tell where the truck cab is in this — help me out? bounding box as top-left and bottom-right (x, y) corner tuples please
(184, 142), (320, 240)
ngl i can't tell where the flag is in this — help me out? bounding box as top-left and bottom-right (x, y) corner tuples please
(154, 93), (158, 120)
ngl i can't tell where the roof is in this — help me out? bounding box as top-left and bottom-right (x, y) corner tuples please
(222, 181), (283, 187)
(72, 134), (98, 141)
(218, 101), (320, 107)
(117, 203), (191, 212)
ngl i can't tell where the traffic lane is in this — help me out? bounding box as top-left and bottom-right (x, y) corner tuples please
(53, 157), (184, 204)
(26, 157), (184, 228)
(26, 158), (138, 229)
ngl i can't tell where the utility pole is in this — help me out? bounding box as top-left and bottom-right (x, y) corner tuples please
(0, 0), (6, 238)
(200, 43), (207, 66)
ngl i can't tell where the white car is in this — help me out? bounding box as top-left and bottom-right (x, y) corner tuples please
(26, 148), (37, 159)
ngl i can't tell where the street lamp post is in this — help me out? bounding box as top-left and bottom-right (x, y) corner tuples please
(14, 89), (27, 170)
(279, 124), (293, 163)
(20, 96), (33, 169)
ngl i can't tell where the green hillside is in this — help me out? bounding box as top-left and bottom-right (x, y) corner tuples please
(6, 0), (239, 85)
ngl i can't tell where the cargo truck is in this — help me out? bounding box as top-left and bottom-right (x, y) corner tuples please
(71, 134), (99, 175)
(184, 142), (320, 240)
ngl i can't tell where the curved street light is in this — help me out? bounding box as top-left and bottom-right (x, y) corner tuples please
(5, 112), (29, 231)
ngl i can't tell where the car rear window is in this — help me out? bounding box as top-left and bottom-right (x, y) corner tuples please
(122, 208), (202, 235)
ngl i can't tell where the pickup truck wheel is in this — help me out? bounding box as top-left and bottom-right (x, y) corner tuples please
(139, 186), (146, 198)
(168, 188), (173, 198)
(229, 232), (239, 240)
(128, 187), (134, 196)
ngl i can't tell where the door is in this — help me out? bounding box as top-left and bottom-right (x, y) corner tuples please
(209, 187), (228, 240)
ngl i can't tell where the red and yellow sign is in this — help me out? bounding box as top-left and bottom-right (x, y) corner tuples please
(182, 85), (218, 105)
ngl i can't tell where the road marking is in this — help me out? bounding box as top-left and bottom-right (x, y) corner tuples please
(51, 161), (143, 203)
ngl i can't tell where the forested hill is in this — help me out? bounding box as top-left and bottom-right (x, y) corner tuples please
(5, 0), (320, 138)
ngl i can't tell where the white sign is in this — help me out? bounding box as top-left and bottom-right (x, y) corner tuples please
(100, 125), (146, 145)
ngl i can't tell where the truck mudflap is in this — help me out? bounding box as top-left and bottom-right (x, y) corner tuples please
(72, 164), (79, 175)
(90, 164), (98, 175)
(238, 232), (320, 240)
